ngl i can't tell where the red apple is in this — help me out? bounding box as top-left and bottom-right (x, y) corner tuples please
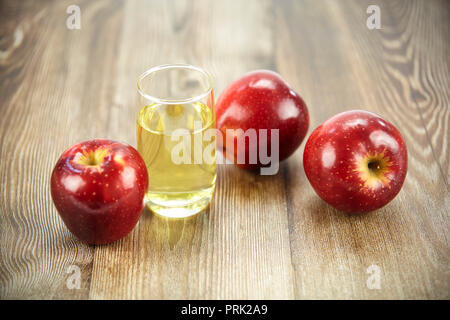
(50, 139), (148, 244)
(303, 110), (407, 214)
(215, 70), (309, 171)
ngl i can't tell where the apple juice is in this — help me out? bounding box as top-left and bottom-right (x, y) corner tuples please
(137, 101), (216, 217)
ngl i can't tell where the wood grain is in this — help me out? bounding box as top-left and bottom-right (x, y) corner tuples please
(276, 0), (449, 299)
(88, 0), (294, 299)
(0, 0), (448, 299)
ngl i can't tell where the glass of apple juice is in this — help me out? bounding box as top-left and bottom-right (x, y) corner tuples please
(136, 64), (216, 218)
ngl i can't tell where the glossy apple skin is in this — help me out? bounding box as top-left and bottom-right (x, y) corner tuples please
(303, 110), (407, 214)
(215, 70), (309, 169)
(50, 139), (148, 244)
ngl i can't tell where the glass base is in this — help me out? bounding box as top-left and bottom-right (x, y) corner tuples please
(145, 187), (214, 218)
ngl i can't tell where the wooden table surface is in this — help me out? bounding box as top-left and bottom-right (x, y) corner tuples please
(1, 0), (449, 300)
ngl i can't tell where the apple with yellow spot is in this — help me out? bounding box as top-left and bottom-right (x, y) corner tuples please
(50, 139), (148, 244)
(303, 110), (407, 214)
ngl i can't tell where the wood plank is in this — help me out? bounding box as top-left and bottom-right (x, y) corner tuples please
(275, 0), (449, 299)
(0, 0), (104, 299)
(401, 0), (450, 188)
(88, 0), (295, 299)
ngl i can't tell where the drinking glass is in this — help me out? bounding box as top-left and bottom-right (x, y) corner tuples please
(137, 64), (216, 218)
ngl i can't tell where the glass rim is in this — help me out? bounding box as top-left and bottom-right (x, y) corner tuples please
(137, 64), (214, 105)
